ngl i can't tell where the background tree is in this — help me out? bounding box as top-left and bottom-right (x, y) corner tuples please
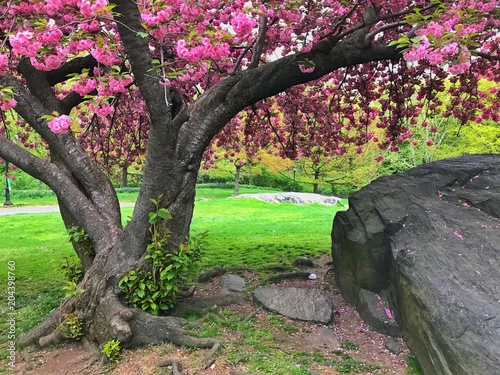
(0, 0), (499, 364)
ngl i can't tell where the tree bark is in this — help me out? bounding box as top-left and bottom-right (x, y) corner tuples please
(121, 166), (128, 188)
(234, 165), (242, 196)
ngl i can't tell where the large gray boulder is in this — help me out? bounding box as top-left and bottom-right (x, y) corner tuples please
(331, 154), (500, 375)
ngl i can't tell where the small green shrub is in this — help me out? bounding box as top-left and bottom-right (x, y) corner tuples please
(67, 226), (94, 255)
(62, 281), (85, 298)
(60, 256), (83, 284)
(59, 313), (83, 340)
(67, 226), (89, 243)
(118, 196), (206, 315)
(102, 339), (121, 363)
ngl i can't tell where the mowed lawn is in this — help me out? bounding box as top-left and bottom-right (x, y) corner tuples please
(0, 187), (346, 366)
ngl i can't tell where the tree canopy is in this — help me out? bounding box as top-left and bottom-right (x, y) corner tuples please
(1, 0), (499, 168)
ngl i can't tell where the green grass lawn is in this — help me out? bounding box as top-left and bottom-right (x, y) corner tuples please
(0, 187), (346, 370)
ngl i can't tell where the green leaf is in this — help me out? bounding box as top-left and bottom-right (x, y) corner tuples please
(157, 208), (172, 219)
(148, 212), (158, 223)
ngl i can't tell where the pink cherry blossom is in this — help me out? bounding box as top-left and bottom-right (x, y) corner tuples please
(231, 12), (257, 37)
(0, 54), (8, 76)
(48, 115), (72, 134)
(0, 98), (17, 111)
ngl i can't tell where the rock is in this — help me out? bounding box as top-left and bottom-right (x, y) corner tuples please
(304, 325), (340, 349)
(253, 286), (333, 324)
(331, 154), (500, 375)
(293, 256), (315, 267)
(237, 192), (341, 205)
(385, 337), (403, 355)
(356, 289), (400, 337)
(220, 274), (246, 294)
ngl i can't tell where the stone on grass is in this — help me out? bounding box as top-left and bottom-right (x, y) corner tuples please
(253, 286), (333, 324)
(293, 256), (315, 267)
(220, 274), (246, 294)
(385, 337), (403, 355)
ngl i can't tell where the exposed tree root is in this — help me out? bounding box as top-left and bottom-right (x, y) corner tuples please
(178, 284), (196, 298)
(169, 293), (247, 316)
(125, 308), (220, 369)
(242, 310), (259, 323)
(21, 289), (222, 370)
(19, 298), (75, 347)
(159, 358), (182, 374)
(265, 271), (312, 283)
(197, 266), (227, 282)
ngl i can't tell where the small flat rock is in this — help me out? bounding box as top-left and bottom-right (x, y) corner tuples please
(293, 256), (315, 267)
(304, 325), (340, 350)
(253, 286), (333, 324)
(385, 337), (403, 355)
(220, 274), (246, 294)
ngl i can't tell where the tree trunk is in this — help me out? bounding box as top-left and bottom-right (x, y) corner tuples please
(234, 165), (241, 196)
(313, 170), (320, 194)
(121, 165), (128, 188)
(28, 159), (223, 367)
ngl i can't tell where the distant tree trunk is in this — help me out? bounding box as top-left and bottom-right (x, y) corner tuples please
(121, 165), (128, 188)
(313, 170), (320, 194)
(234, 165), (241, 196)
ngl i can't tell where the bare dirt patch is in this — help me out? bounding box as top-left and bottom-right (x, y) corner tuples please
(12, 255), (409, 375)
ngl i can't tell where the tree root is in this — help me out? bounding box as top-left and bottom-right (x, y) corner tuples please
(179, 336), (220, 370)
(197, 266), (227, 282)
(20, 288), (221, 371)
(265, 271), (312, 283)
(242, 310), (259, 323)
(122, 307), (220, 369)
(178, 284), (196, 298)
(169, 293), (246, 316)
(19, 298), (75, 347)
(159, 358), (182, 374)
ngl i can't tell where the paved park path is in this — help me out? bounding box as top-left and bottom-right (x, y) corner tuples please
(0, 203), (135, 215)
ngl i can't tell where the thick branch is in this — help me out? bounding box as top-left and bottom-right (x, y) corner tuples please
(18, 55), (97, 115)
(0, 137), (117, 246)
(112, 0), (171, 125)
(113, 0), (196, 258)
(0, 74), (122, 228)
(17, 58), (63, 113)
(46, 55), (99, 86)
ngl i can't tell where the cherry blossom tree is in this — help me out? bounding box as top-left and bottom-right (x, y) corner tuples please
(0, 0), (499, 363)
